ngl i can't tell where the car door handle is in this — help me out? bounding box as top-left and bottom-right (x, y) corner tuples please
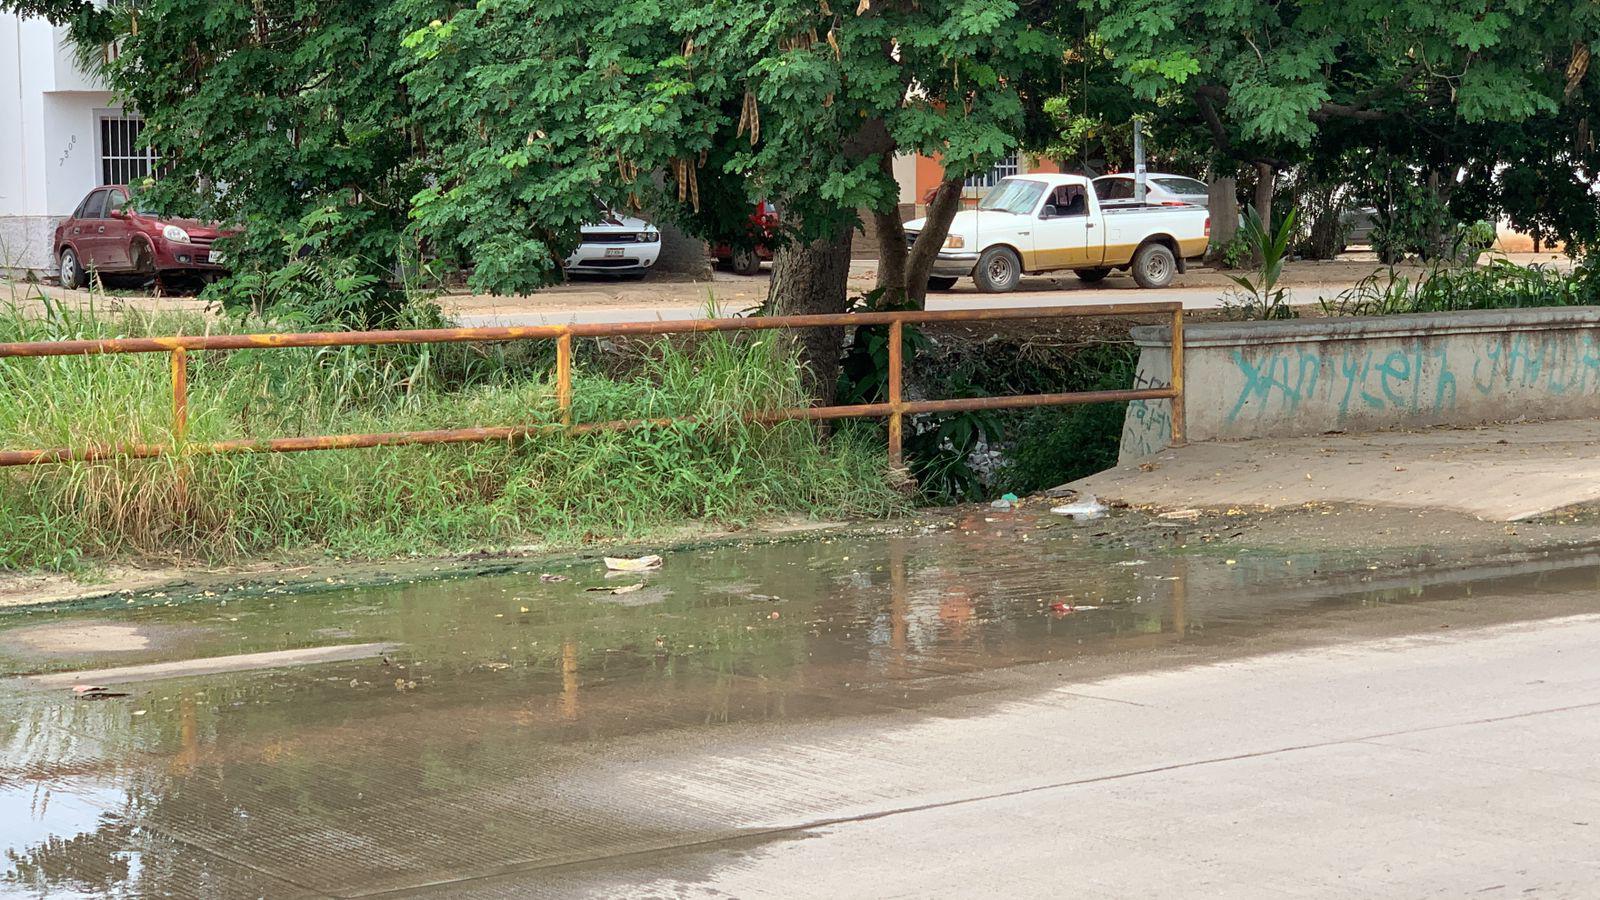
(1086, 223), (1096, 229)
(1017, 231), (1029, 236)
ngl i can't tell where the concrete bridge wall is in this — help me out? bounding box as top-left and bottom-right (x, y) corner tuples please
(1121, 307), (1600, 462)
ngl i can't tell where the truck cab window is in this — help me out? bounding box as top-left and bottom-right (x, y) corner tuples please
(1046, 186), (1087, 217)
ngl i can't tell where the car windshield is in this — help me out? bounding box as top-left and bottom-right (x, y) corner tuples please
(978, 179), (1048, 215)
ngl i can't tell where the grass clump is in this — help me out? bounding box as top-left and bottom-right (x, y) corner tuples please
(0, 299), (903, 571)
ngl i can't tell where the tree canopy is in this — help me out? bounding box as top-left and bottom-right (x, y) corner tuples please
(6, 0), (1600, 325)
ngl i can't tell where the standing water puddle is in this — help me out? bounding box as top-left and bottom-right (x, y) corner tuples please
(4, 510), (1600, 896)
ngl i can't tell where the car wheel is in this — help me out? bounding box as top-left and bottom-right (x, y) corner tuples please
(926, 275), (959, 291)
(1074, 267), (1112, 283)
(58, 247), (85, 289)
(730, 248), (762, 276)
(1131, 242), (1176, 289)
(130, 240), (155, 275)
(973, 246), (1022, 293)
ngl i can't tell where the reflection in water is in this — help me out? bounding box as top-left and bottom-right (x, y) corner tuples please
(4, 516), (1600, 895)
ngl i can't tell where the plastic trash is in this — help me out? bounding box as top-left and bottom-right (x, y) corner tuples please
(1050, 495), (1107, 521)
(1049, 602), (1101, 614)
(990, 492), (1022, 510)
(604, 555), (663, 572)
(538, 573), (569, 583)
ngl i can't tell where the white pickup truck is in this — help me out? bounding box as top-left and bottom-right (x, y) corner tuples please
(905, 173), (1210, 292)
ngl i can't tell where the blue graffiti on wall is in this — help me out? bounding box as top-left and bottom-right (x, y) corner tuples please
(1224, 331), (1600, 425)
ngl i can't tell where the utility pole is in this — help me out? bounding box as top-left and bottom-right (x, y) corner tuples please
(1133, 116), (1148, 204)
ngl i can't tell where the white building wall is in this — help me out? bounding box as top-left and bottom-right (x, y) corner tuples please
(1, 13), (117, 274)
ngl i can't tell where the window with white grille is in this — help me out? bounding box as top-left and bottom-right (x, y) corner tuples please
(966, 154), (1020, 189)
(98, 115), (159, 186)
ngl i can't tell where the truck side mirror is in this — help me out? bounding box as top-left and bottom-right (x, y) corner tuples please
(1040, 205), (1058, 219)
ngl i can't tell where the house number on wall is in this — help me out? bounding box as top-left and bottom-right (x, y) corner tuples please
(58, 134), (77, 168)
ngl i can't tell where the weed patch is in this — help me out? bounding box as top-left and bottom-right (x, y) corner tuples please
(0, 300), (902, 570)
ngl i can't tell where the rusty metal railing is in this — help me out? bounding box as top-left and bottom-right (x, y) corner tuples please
(0, 302), (1185, 470)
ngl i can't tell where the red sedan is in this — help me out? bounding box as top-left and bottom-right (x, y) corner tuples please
(54, 185), (231, 288)
(711, 200), (781, 275)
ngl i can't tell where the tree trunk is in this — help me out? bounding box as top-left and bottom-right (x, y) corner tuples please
(873, 153), (909, 300)
(903, 178), (964, 309)
(767, 228), (855, 408)
(1254, 162), (1275, 228)
(875, 175), (963, 310)
(1204, 174), (1239, 265)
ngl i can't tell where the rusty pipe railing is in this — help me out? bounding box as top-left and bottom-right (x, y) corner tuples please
(0, 302), (1186, 470)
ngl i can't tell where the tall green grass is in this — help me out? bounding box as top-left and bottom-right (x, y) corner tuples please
(1320, 258), (1599, 317)
(0, 295), (902, 570)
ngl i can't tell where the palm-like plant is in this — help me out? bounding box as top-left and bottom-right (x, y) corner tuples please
(1224, 207), (1298, 320)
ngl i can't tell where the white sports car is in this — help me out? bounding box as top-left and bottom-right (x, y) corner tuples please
(564, 209), (662, 277)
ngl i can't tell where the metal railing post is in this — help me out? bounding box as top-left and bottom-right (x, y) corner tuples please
(170, 347), (188, 507)
(1169, 307), (1186, 447)
(170, 347), (188, 445)
(888, 319), (904, 470)
(556, 331), (573, 427)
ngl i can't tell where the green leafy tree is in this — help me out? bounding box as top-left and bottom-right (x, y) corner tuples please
(400, 0), (1069, 399)
(17, 0), (437, 323)
(1087, 0), (1600, 256)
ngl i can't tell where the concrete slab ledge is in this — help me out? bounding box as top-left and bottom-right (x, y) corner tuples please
(1133, 306), (1600, 349)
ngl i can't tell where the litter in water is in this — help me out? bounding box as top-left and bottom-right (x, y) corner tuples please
(1050, 495), (1107, 521)
(605, 555), (663, 572)
(72, 685), (129, 700)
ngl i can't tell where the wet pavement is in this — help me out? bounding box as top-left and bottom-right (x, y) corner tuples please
(5, 508), (1600, 897)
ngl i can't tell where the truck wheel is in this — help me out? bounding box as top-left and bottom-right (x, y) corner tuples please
(973, 246), (1022, 293)
(1131, 242), (1176, 289)
(1074, 267), (1111, 283)
(926, 275), (958, 291)
(730, 248), (762, 276)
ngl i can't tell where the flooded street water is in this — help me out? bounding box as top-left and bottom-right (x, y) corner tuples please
(5, 509), (1600, 897)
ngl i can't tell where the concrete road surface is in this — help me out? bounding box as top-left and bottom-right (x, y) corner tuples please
(468, 611), (1600, 898)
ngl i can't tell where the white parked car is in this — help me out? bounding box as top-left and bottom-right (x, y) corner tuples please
(1093, 173), (1210, 207)
(563, 208), (662, 277)
(905, 174), (1210, 292)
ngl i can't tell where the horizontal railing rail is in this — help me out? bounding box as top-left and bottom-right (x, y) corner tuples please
(0, 302), (1186, 471)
